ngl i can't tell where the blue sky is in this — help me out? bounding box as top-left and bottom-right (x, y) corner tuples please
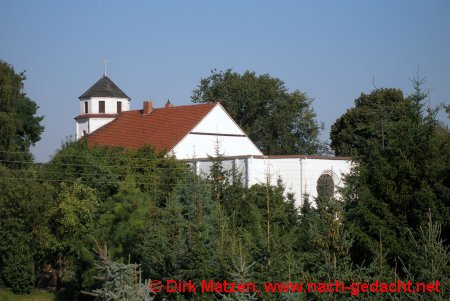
(1, 0), (449, 162)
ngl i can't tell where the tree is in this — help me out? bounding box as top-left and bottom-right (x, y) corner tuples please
(97, 176), (150, 260)
(221, 256), (258, 301)
(136, 193), (186, 284)
(192, 69), (325, 155)
(330, 88), (407, 157)
(0, 60), (44, 163)
(91, 243), (155, 301)
(335, 84), (450, 267)
(47, 180), (98, 287)
(0, 165), (56, 294)
(406, 211), (450, 299)
(308, 194), (352, 273)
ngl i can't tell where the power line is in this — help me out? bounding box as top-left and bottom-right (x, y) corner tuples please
(0, 176), (193, 186)
(0, 150), (183, 163)
(0, 159), (193, 170)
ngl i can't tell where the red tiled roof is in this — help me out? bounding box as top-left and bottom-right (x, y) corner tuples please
(83, 103), (216, 152)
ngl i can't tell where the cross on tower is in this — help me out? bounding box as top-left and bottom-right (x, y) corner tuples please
(102, 57), (109, 76)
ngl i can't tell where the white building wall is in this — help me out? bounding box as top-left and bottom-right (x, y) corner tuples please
(171, 104), (262, 159)
(299, 158), (350, 200)
(191, 104), (247, 135)
(76, 117), (116, 139)
(89, 117), (116, 133)
(172, 135), (262, 159)
(76, 118), (89, 139)
(190, 155), (351, 209)
(250, 157), (351, 208)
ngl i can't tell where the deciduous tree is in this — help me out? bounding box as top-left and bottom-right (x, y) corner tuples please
(192, 69), (325, 155)
(0, 60), (43, 164)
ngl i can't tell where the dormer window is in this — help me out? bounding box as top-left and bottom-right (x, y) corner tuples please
(99, 101), (105, 113)
(117, 101), (122, 113)
(84, 102), (88, 114)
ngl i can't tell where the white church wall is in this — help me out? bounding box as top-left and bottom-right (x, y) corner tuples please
(80, 101), (84, 114)
(79, 97), (129, 114)
(252, 157), (302, 199)
(249, 157), (351, 208)
(189, 155), (351, 209)
(192, 104), (248, 135)
(246, 157), (270, 186)
(299, 158), (350, 200)
(172, 135), (262, 159)
(76, 118), (89, 139)
(89, 117), (116, 134)
(76, 117), (117, 139)
(194, 157), (248, 187)
(89, 97), (130, 114)
(171, 104), (262, 159)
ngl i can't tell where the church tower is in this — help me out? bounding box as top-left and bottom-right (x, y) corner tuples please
(75, 74), (130, 139)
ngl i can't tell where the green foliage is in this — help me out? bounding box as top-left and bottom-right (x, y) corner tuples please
(333, 83), (450, 268)
(92, 245), (154, 301)
(221, 257), (258, 301)
(46, 142), (189, 203)
(245, 179), (301, 280)
(0, 289), (56, 300)
(0, 165), (55, 294)
(137, 193), (186, 283)
(97, 176), (150, 260)
(330, 88), (407, 157)
(296, 196), (316, 257)
(405, 211), (450, 298)
(137, 172), (226, 301)
(0, 60), (43, 164)
(310, 195), (352, 272)
(49, 180), (98, 257)
(1, 240), (34, 294)
(192, 69), (326, 155)
(176, 173), (218, 283)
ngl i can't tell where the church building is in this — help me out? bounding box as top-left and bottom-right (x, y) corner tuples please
(75, 74), (351, 207)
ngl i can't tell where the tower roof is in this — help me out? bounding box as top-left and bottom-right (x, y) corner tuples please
(79, 75), (130, 100)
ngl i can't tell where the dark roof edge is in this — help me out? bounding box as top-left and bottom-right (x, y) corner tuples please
(181, 154), (352, 161)
(74, 113), (118, 120)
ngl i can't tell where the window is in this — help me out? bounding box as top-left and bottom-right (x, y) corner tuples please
(316, 174), (334, 198)
(117, 101), (122, 113)
(99, 101), (105, 113)
(84, 102), (88, 114)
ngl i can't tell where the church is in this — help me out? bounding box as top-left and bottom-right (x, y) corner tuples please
(75, 74), (351, 207)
